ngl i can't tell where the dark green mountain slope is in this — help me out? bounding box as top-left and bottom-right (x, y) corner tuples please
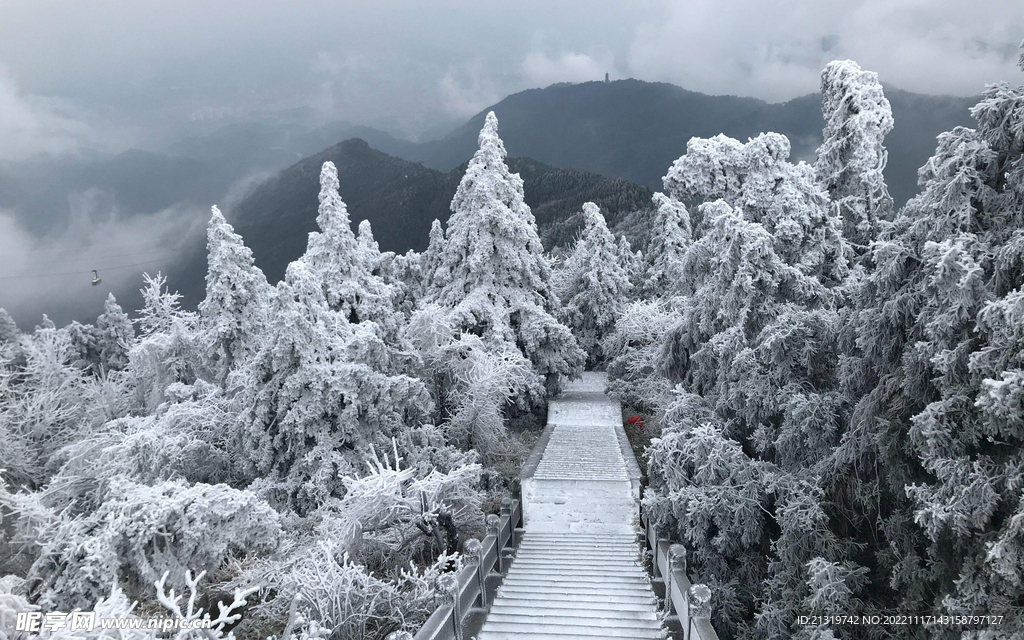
(364, 80), (976, 209)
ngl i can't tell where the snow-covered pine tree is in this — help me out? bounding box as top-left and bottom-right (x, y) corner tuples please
(617, 234), (641, 292)
(646, 130), (856, 638)
(302, 162), (398, 335)
(0, 308), (18, 344)
(198, 206), (271, 385)
(640, 192), (692, 299)
(66, 294), (134, 375)
(838, 55), (1024, 622)
(237, 259), (431, 513)
(421, 218), (447, 296)
(424, 112), (583, 403)
(126, 273), (203, 414)
(555, 202), (632, 367)
(815, 60), (895, 250)
(95, 294), (134, 372)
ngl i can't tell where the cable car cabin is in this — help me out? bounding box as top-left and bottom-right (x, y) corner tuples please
(91, 270), (101, 286)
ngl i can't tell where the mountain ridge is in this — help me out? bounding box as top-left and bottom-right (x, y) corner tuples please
(358, 79), (977, 209)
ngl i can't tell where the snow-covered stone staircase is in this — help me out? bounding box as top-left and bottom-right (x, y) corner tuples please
(477, 373), (664, 639)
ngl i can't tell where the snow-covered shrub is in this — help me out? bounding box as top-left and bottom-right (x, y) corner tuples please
(0, 322), (98, 487)
(26, 477), (281, 610)
(603, 299), (675, 411)
(43, 387), (242, 513)
(1, 576), (154, 640)
(240, 540), (455, 640)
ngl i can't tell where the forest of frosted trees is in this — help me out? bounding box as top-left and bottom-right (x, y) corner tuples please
(2, 50), (1024, 640)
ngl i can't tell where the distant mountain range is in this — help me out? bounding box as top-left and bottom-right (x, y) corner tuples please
(350, 80), (977, 210)
(2, 77), (980, 326)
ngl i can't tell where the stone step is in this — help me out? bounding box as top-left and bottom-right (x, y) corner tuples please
(490, 602), (659, 618)
(509, 557), (643, 565)
(516, 544), (639, 552)
(496, 583), (657, 598)
(477, 621), (664, 639)
(516, 542), (639, 549)
(486, 612), (660, 627)
(502, 577), (650, 589)
(493, 589), (655, 602)
(507, 565), (643, 573)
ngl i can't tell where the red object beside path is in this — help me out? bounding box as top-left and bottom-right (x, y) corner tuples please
(627, 414), (645, 429)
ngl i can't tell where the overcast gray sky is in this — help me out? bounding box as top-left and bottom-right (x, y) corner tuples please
(1, 0), (1022, 157)
(0, 0), (1022, 327)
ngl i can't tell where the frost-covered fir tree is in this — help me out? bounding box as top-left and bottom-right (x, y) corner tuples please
(127, 273), (203, 414)
(815, 60), (894, 250)
(424, 112), (583, 402)
(840, 53), (1024, 623)
(555, 202), (632, 367)
(640, 192), (691, 298)
(645, 131), (856, 638)
(302, 162), (398, 335)
(421, 218), (447, 296)
(198, 206), (271, 385)
(0, 308), (18, 344)
(238, 259), (431, 513)
(66, 294), (134, 374)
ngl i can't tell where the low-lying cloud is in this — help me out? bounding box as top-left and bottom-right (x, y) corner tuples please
(629, 0), (1023, 101)
(521, 51), (613, 87)
(0, 195), (205, 329)
(0, 69), (95, 161)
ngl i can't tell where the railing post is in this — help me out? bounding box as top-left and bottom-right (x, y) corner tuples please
(465, 538), (486, 609)
(664, 543), (685, 616)
(436, 574), (463, 640)
(689, 583), (712, 639)
(500, 496), (512, 530)
(487, 514), (502, 573)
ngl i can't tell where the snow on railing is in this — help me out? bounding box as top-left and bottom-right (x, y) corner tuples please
(641, 508), (720, 640)
(398, 495), (523, 640)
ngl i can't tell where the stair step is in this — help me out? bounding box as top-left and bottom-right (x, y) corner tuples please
(490, 603), (658, 619)
(477, 621), (664, 639)
(497, 584), (656, 597)
(493, 589), (656, 604)
(507, 568), (646, 579)
(486, 612), (660, 627)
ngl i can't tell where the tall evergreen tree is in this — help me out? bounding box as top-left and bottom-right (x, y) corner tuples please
(238, 260), (431, 513)
(555, 202), (632, 367)
(425, 112), (583, 401)
(66, 294), (134, 375)
(645, 131), (855, 638)
(815, 60), (895, 250)
(302, 162), (397, 334)
(0, 308), (19, 345)
(640, 192), (692, 298)
(198, 206), (271, 384)
(839, 56), (1024, 624)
